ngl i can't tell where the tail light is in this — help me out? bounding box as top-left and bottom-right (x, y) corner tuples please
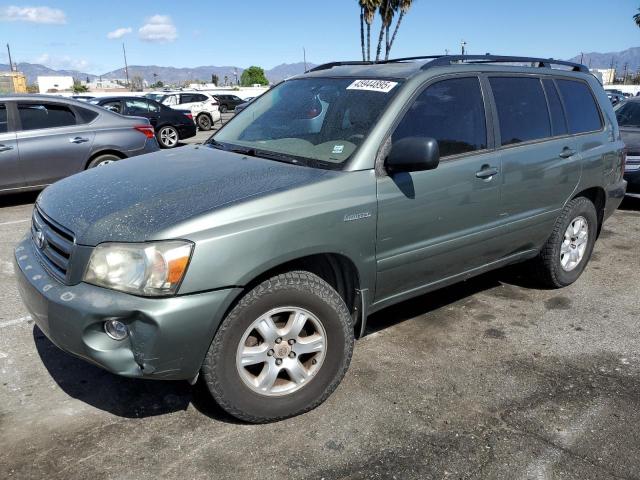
(185, 113), (193, 120)
(134, 125), (155, 139)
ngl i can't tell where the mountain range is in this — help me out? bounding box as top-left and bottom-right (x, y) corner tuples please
(3, 46), (639, 87)
(567, 47), (640, 73)
(0, 61), (317, 85)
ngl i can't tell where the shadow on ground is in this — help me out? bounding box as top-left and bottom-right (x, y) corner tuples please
(32, 325), (240, 422)
(0, 191), (39, 208)
(31, 262), (542, 422)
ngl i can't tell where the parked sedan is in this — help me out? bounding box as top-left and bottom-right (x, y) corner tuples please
(91, 97), (197, 149)
(234, 97), (255, 114)
(0, 95), (158, 195)
(615, 98), (640, 197)
(213, 94), (245, 113)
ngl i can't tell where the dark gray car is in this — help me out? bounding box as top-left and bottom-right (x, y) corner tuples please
(14, 56), (626, 423)
(615, 98), (640, 197)
(0, 95), (159, 194)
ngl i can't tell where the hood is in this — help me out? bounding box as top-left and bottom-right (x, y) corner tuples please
(620, 127), (640, 154)
(37, 145), (333, 245)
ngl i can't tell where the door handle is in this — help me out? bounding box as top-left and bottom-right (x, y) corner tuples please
(559, 147), (576, 159)
(0, 144), (13, 152)
(69, 137), (89, 144)
(475, 165), (499, 180)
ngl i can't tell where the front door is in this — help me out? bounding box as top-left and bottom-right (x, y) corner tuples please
(375, 76), (501, 303)
(0, 102), (24, 191)
(16, 102), (95, 186)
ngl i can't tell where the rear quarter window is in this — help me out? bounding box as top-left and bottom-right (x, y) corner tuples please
(555, 79), (603, 134)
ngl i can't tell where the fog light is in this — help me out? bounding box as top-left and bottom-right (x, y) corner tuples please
(104, 319), (128, 341)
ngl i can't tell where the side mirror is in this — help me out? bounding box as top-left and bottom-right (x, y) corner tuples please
(386, 137), (440, 173)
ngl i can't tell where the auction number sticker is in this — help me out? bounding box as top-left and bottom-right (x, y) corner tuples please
(347, 79), (398, 93)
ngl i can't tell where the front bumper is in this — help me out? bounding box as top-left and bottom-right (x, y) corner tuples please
(14, 235), (241, 380)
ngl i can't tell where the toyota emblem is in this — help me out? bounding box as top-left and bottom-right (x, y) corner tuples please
(34, 229), (45, 249)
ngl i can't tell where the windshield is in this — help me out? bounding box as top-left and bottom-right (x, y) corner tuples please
(615, 101), (640, 127)
(210, 77), (402, 169)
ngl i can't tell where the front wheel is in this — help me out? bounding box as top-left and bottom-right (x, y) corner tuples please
(201, 271), (354, 423)
(533, 196), (598, 288)
(156, 125), (179, 148)
(87, 153), (121, 169)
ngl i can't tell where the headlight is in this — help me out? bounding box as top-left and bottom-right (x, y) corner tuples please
(84, 241), (193, 296)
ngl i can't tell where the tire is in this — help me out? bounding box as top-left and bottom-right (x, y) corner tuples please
(219, 104), (228, 114)
(201, 271), (354, 423)
(533, 196), (598, 288)
(156, 125), (179, 148)
(197, 113), (212, 131)
(86, 153), (121, 169)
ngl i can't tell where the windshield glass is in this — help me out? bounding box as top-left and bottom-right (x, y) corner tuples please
(615, 101), (640, 127)
(211, 77), (403, 169)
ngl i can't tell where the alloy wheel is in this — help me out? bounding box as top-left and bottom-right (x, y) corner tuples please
(560, 216), (589, 272)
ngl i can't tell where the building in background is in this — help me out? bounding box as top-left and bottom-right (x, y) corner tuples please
(591, 68), (616, 85)
(37, 76), (74, 93)
(0, 71), (28, 93)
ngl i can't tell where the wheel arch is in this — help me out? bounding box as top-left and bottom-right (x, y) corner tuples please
(571, 186), (606, 235)
(217, 252), (364, 340)
(85, 149), (126, 169)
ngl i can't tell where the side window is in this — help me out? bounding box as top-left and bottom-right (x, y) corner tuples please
(75, 107), (99, 124)
(148, 101), (160, 113)
(163, 95), (178, 106)
(18, 103), (77, 131)
(102, 101), (122, 114)
(542, 79), (568, 137)
(194, 94), (208, 103)
(125, 99), (149, 115)
(180, 94), (196, 104)
(392, 77), (487, 157)
(555, 79), (603, 134)
(0, 104), (7, 134)
(489, 77), (551, 146)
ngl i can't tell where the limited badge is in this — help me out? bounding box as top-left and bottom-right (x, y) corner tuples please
(347, 79), (398, 93)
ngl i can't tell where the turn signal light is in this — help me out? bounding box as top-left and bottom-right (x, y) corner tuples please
(134, 125), (155, 139)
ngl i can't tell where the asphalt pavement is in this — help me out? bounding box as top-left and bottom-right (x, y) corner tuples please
(0, 187), (639, 479)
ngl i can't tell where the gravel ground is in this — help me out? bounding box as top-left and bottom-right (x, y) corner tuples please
(0, 189), (638, 480)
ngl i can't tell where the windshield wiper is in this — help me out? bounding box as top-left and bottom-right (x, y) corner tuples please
(253, 149), (301, 165)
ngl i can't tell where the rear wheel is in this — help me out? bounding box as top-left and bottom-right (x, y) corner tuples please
(197, 114), (212, 131)
(201, 271), (354, 423)
(157, 125), (179, 148)
(533, 196), (598, 288)
(87, 153), (121, 169)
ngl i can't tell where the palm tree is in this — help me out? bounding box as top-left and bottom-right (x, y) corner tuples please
(359, 0), (381, 61)
(375, 0), (395, 62)
(635, 8), (640, 27)
(385, 0), (413, 60)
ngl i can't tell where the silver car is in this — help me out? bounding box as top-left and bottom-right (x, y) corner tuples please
(0, 95), (159, 194)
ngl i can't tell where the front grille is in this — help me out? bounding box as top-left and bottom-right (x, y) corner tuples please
(31, 206), (75, 282)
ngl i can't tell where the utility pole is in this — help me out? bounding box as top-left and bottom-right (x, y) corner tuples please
(445, 49), (449, 56)
(580, 52), (584, 64)
(122, 42), (130, 90)
(6, 43), (14, 71)
(623, 62), (629, 84)
(461, 41), (467, 56)
(303, 47), (307, 72)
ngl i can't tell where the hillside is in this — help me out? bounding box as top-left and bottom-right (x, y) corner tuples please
(0, 61), (317, 85)
(567, 47), (640, 72)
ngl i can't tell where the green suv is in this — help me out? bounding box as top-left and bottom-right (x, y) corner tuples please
(15, 55), (626, 422)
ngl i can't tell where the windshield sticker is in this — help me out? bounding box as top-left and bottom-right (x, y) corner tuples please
(347, 79), (398, 93)
(332, 145), (345, 154)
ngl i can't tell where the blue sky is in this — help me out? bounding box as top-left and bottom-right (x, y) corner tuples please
(0, 0), (638, 74)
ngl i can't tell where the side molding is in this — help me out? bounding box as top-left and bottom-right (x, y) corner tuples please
(354, 288), (369, 339)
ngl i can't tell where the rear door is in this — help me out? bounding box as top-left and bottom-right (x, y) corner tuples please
(375, 76), (501, 302)
(16, 101), (96, 186)
(123, 98), (157, 126)
(0, 102), (24, 190)
(488, 75), (581, 252)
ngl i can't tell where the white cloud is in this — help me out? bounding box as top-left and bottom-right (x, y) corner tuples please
(0, 5), (66, 24)
(107, 27), (132, 39)
(34, 53), (90, 72)
(138, 14), (177, 43)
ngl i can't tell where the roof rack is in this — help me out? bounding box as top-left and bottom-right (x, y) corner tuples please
(308, 55), (589, 74)
(421, 55), (589, 73)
